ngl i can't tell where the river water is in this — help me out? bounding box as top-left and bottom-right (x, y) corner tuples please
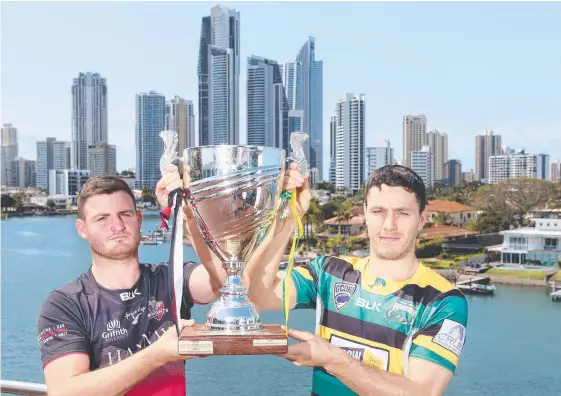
(1, 216), (560, 395)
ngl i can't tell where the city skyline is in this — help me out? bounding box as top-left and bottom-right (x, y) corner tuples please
(3, 2), (561, 173)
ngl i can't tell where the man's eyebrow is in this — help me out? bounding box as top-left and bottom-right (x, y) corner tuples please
(92, 210), (135, 218)
(368, 206), (412, 211)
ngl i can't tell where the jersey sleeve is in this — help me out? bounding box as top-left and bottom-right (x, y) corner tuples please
(287, 256), (326, 310)
(37, 291), (90, 369)
(408, 289), (468, 374)
(181, 261), (201, 317)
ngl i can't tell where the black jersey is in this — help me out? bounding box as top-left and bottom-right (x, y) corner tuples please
(37, 261), (199, 396)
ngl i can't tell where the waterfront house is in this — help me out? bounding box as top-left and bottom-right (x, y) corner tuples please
(490, 213), (561, 266)
(418, 225), (479, 243)
(426, 200), (479, 227)
(317, 215), (365, 238)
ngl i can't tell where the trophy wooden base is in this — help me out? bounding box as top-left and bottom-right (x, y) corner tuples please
(178, 324), (288, 356)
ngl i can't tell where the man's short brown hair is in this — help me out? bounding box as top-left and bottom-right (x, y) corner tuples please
(77, 176), (136, 219)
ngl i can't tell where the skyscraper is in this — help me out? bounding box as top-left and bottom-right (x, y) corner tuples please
(427, 129), (448, 181)
(88, 142), (117, 178)
(334, 93), (365, 192)
(402, 115), (427, 168)
(246, 55), (288, 150)
(198, 5), (240, 146)
(281, 38), (323, 179)
(135, 91), (166, 189)
(443, 159), (462, 186)
(366, 139), (394, 179)
(71, 72), (108, 170)
(488, 150), (549, 184)
(166, 96), (196, 152)
(328, 115), (336, 184)
(475, 130), (502, 181)
(411, 146), (435, 190)
(1, 123), (18, 186)
(36, 138), (70, 191)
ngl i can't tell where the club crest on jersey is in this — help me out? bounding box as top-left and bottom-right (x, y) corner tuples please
(386, 299), (417, 326)
(148, 298), (168, 321)
(333, 282), (358, 311)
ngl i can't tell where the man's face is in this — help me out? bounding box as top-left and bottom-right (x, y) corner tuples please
(76, 191), (142, 260)
(364, 184), (427, 261)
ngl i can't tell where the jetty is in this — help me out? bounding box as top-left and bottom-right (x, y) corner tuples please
(456, 276), (496, 295)
(551, 281), (561, 302)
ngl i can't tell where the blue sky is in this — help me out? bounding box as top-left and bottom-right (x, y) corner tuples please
(3, 1), (560, 173)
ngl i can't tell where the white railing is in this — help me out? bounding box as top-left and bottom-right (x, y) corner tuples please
(0, 380), (47, 396)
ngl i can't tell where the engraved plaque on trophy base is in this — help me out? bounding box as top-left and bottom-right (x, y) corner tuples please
(178, 324), (288, 356)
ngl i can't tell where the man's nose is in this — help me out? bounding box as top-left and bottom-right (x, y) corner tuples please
(110, 215), (126, 231)
(382, 212), (398, 231)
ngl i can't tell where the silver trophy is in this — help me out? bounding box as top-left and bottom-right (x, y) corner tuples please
(160, 131), (289, 355)
(182, 144), (286, 333)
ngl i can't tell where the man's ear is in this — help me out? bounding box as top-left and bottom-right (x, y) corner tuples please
(417, 208), (428, 231)
(136, 210), (143, 228)
(76, 218), (88, 240)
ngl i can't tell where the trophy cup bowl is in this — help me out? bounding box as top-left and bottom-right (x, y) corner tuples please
(177, 144), (289, 356)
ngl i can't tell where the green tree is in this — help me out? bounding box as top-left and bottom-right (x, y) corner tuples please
(316, 181), (336, 194)
(141, 186), (156, 205)
(1, 194), (15, 208)
(11, 192), (25, 212)
(46, 199), (56, 210)
(470, 178), (557, 229)
(432, 212), (454, 226)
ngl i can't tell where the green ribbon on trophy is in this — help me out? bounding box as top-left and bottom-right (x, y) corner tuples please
(281, 132), (309, 336)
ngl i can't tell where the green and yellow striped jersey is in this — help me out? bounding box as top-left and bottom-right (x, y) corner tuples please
(288, 255), (468, 396)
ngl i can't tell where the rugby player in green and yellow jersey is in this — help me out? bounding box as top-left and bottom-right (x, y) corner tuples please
(245, 164), (468, 396)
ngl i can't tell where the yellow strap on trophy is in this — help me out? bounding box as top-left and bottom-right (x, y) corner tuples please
(283, 189), (304, 336)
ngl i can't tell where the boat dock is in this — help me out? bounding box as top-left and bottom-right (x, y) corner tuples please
(456, 276), (496, 295)
(551, 281), (561, 302)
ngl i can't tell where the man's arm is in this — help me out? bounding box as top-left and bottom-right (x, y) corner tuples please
(244, 216), (296, 311)
(324, 349), (453, 396)
(44, 338), (173, 396)
(183, 206), (226, 304)
(156, 164), (226, 305)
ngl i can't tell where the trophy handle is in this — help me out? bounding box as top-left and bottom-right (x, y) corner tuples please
(159, 130), (179, 177)
(286, 131), (309, 178)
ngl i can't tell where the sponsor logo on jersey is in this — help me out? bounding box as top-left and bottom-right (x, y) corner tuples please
(120, 288), (141, 301)
(102, 319), (128, 343)
(333, 282), (358, 311)
(148, 298), (168, 321)
(329, 335), (389, 372)
(355, 297), (382, 312)
(433, 318), (466, 356)
(100, 322), (173, 368)
(38, 324), (68, 345)
(125, 306), (146, 325)
(386, 299), (417, 326)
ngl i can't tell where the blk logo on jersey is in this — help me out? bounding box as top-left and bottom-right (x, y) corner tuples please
(333, 282), (358, 311)
(120, 288), (141, 301)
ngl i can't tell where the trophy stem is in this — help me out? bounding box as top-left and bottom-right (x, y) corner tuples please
(204, 261), (263, 332)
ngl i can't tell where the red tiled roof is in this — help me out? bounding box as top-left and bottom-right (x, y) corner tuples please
(324, 215), (365, 225)
(418, 225), (479, 240)
(426, 200), (475, 213)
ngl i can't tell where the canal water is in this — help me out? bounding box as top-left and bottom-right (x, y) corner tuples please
(1, 216), (560, 395)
